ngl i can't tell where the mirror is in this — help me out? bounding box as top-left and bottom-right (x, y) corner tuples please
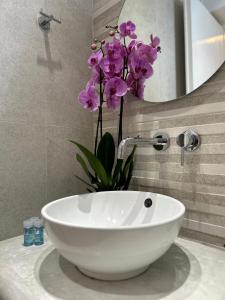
(118, 0), (225, 102)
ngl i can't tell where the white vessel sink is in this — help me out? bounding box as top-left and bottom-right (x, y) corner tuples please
(41, 191), (185, 280)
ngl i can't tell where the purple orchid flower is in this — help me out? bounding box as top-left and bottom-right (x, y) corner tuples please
(127, 40), (137, 53)
(78, 20), (161, 116)
(150, 35), (160, 48)
(136, 79), (145, 99)
(100, 57), (123, 78)
(105, 77), (128, 109)
(119, 21), (137, 39)
(88, 66), (101, 85)
(105, 38), (126, 61)
(127, 74), (145, 100)
(88, 50), (103, 68)
(78, 83), (99, 112)
(135, 44), (158, 64)
(127, 40), (143, 54)
(129, 54), (153, 80)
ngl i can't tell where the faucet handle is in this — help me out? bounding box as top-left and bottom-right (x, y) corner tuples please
(176, 129), (201, 166)
(176, 130), (195, 148)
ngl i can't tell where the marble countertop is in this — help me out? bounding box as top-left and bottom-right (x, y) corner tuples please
(0, 235), (225, 300)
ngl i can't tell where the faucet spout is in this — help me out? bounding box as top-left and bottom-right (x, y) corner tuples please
(117, 138), (134, 160)
(117, 134), (170, 159)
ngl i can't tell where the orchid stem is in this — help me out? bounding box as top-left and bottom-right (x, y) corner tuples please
(118, 96), (124, 146)
(99, 69), (103, 139)
(117, 46), (127, 146)
(94, 110), (100, 155)
(94, 69), (104, 155)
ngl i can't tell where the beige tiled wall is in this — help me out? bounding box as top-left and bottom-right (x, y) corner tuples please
(93, 0), (225, 246)
(0, 0), (93, 240)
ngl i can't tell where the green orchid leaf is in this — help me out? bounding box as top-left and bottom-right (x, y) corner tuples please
(76, 153), (100, 186)
(112, 159), (123, 187)
(123, 161), (134, 190)
(76, 153), (95, 182)
(74, 175), (96, 189)
(116, 145), (136, 189)
(97, 132), (115, 176)
(123, 145), (137, 172)
(70, 140), (109, 186)
(71, 137), (136, 192)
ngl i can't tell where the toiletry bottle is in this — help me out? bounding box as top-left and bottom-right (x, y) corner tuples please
(30, 217), (39, 240)
(34, 218), (44, 246)
(23, 219), (34, 246)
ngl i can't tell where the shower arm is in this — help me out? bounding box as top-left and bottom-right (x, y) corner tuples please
(39, 11), (61, 25)
(38, 10), (61, 32)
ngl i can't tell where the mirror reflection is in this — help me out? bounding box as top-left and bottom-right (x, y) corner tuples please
(118, 0), (225, 102)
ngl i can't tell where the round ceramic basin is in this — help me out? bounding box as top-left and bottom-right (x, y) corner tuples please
(41, 191), (185, 280)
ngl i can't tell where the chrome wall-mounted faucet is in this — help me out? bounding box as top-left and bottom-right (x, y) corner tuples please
(38, 10), (61, 32)
(176, 129), (201, 166)
(117, 133), (170, 159)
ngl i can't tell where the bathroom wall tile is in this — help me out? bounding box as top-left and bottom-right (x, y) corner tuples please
(0, 123), (46, 240)
(46, 125), (93, 202)
(135, 153), (225, 165)
(0, 0), (47, 125)
(158, 112), (225, 130)
(134, 161), (225, 176)
(183, 218), (225, 239)
(180, 228), (225, 248)
(183, 197), (225, 216)
(130, 184), (225, 207)
(44, 1), (93, 129)
(132, 177), (225, 195)
(102, 92), (225, 123)
(157, 172), (225, 186)
(185, 210), (225, 227)
(0, 0), (93, 240)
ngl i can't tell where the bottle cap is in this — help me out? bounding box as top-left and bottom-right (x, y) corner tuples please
(33, 218), (44, 228)
(29, 217), (39, 225)
(23, 219), (33, 228)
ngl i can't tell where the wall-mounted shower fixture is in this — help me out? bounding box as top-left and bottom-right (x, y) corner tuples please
(117, 133), (170, 159)
(176, 129), (201, 166)
(38, 10), (61, 32)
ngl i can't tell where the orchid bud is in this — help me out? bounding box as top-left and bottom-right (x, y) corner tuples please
(109, 30), (115, 37)
(91, 43), (97, 50)
(101, 39), (105, 45)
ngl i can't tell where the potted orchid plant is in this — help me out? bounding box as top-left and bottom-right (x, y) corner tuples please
(71, 21), (160, 192)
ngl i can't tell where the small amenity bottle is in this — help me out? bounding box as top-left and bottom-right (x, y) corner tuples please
(29, 217), (39, 240)
(34, 218), (44, 246)
(23, 219), (34, 246)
